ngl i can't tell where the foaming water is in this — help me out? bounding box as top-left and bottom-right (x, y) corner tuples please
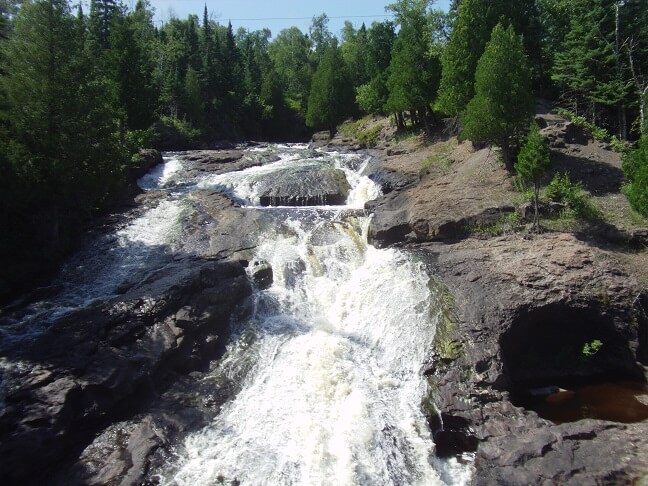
(2, 146), (473, 484)
(161, 148), (472, 485)
(138, 156), (184, 190)
(0, 158), (186, 354)
(196, 147), (377, 208)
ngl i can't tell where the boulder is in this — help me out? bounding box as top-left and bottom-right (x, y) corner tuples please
(248, 260), (273, 290)
(256, 164), (351, 207)
(0, 258), (253, 484)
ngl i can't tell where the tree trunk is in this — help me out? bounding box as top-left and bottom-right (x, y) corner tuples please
(396, 112), (405, 130)
(501, 140), (514, 173)
(641, 87), (648, 134)
(533, 183), (540, 232)
(422, 114), (431, 137)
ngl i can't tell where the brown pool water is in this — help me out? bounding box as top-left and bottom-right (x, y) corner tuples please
(533, 382), (648, 424)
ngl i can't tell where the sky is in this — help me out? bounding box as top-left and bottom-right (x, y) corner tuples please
(129, 0), (451, 37)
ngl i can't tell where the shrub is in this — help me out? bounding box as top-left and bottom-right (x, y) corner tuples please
(623, 137), (648, 216)
(554, 108), (632, 153)
(545, 172), (600, 220)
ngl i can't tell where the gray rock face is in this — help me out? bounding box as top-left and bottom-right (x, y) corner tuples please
(0, 257), (254, 484)
(416, 234), (648, 483)
(256, 164), (351, 206)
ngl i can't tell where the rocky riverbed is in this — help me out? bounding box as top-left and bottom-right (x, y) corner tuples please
(326, 111), (648, 483)
(1, 122), (647, 484)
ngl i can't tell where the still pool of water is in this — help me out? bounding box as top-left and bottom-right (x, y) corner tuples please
(534, 382), (648, 424)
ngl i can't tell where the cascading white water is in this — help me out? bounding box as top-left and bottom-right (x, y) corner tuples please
(160, 146), (473, 485)
(0, 157), (186, 354)
(1, 145), (473, 484)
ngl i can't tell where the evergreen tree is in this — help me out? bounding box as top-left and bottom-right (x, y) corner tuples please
(2, 0), (124, 209)
(515, 122), (552, 230)
(355, 20), (395, 115)
(436, 0), (540, 116)
(436, 0), (504, 116)
(385, 0), (441, 132)
(110, 11), (157, 130)
(306, 42), (353, 137)
(88, 0), (119, 51)
(462, 23), (534, 171)
(341, 22), (370, 89)
(268, 27), (312, 114)
(623, 136), (648, 215)
(184, 66), (204, 127)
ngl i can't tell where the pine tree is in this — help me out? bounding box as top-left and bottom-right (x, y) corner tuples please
(623, 136), (648, 215)
(385, 0), (440, 132)
(436, 0), (503, 116)
(88, 0), (119, 52)
(462, 23), (534, 171)
(355, 20), (395, 115)
(516, 122), (552, 230)
(436, 0), (541, 116)
(110, 12), (156, 130)
(2, 0), (123, 208)
(306, 42), (353, 137)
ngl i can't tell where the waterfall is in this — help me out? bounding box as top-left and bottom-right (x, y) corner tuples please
(1, 145), (473, 484)
(157, 146), (473, 485)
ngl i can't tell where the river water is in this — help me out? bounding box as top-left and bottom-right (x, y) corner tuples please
(1, 144), (473, 485)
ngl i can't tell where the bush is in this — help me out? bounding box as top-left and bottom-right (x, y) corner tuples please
(554, 108), (632, 153)
(623, 137), (648, 216)
(545, 172), (600, 220)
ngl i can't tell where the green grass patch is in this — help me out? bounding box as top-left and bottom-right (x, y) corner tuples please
(462, 212), (523, 237)
(421, 140), (456, 174)
(339, 117), (382, 147)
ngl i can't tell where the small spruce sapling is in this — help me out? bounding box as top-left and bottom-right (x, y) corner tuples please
(516, 122), (551, 231)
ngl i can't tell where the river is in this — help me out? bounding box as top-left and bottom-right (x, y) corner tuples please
(1, 144), (473, 485)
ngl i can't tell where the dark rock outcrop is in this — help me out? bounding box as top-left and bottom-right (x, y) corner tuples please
(248, 260), (273, 290)
(0, 257), (253, 484)
(416, 233), (648, 483)
(256, 164), (351, 207)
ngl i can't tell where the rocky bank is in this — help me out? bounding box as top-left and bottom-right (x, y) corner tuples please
(1, 122), (647, 484)
(326, 111), (648, 483)
(0, 149), (273, 485)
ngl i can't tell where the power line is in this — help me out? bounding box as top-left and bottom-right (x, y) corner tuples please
(222, 14), (393, 21)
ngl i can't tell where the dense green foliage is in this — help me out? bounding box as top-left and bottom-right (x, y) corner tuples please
(1, 0), (648, 297)
(306, 42), (354, 137)
(462, 23), (534, 171)
(623, 137), (648, 215)
(516, 122), (552, 230)
(384, 0), (441, 132)
(545, 172), (601, 220)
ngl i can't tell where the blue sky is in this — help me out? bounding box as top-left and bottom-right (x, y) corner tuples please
(129, 1), (451, 37)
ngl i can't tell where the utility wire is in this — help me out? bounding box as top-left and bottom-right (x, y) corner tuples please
(223, 15), (393, 21)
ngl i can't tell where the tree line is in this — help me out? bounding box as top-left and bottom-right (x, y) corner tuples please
(1, 0), (647, 298)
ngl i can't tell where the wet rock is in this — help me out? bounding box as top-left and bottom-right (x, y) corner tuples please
(309, 131), (332, 148)
(256, 164), (351, 207)
(429, 413), (478, 459)
(249, 260), (273, 290)
(130, 149), (163, 180)
(0, 258), (254, 484)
